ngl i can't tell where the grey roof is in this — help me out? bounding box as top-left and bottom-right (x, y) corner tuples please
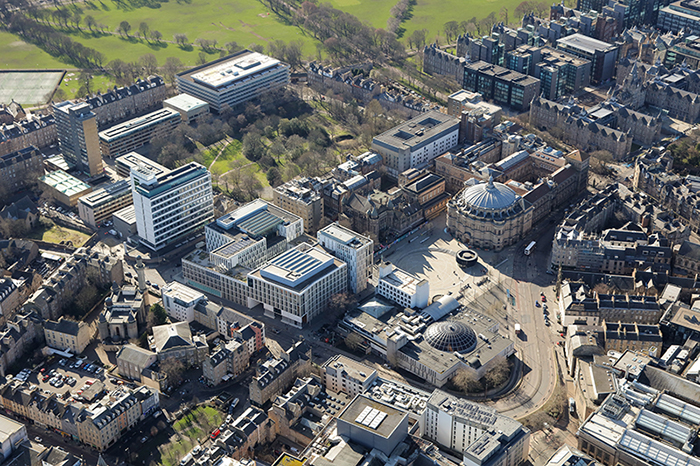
(461, 178), (519, 211)
(425, 321), (477, 353)
(152, 322), (193, 353)
(678, 240), (700, 261)
(117, 344), (156, 369)
(44, 318), (82, 337)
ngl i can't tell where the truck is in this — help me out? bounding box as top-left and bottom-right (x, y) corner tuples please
(515, 324), (521, 335)
(524, 241), (536, 256)
(569, 397), (576, 414)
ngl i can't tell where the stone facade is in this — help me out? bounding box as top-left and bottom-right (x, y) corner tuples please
(84, 76), (167, 128)
(0, 114), (57, 157)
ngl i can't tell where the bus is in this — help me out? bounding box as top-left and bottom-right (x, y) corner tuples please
(524, 241), (536, 256)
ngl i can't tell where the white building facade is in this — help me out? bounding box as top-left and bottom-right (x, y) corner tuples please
(317, 223), (373, 294)
(376, 262), (430, 309)
(131, 161), (213, 251)
(161, 282), (207, 323)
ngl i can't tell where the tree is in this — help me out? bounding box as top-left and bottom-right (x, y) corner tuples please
(118, 20), (131, 37)
(163, 56), (184, 83)
(148, 303), (168, 327)
(452, 368), (482, 393)
(326, 292), (357, 320)
(266, 167), (283, 187)
(224, 41), (239, 54)
(150, 30), (162, 43)
(285, 40), (303, 70)
(84, 14), (96, 32)
(555, 263), (563, 298)
(500, 6), (509, 25)
(344, 333), (364, 352)
(160, 358), (185, 386)
(71, 10), (81, 29)
(76, 71), (93, 98)
(174, 33), (189, 47)
(240, 167), (262, 200)
(444, 21), (459, 43)
(483, 356), (510, 389)
(139, 53), (158, 75)
(409, 29), (427, 50)
(242, 132), (266, 161)
(138, 21), (149, 40)
(197, 52), (207, 65)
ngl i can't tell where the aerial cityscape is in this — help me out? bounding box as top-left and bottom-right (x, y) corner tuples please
(1, 0), (700, 465)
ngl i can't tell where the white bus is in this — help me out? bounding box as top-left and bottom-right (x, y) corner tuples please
(524, 241), (536, 256)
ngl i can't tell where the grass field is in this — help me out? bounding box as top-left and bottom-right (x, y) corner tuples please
(327, 0), (396, 29)
(27, 224), (91, 247)
(45, 0), (315, 66)
(401, 0), (522, 44)
(0, 71), (64, 105)
(59, 72), (117, 99)
(0, 31), (69, 70)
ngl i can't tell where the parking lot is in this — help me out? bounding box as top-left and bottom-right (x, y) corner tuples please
(21, 356), (132, 401)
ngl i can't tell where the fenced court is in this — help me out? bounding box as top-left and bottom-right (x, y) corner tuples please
(0, 71), (64, 105)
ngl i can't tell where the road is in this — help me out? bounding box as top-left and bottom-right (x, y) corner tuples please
(480, 215), (564, 421)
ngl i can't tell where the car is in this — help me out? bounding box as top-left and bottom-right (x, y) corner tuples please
(141, 437), (148, 444)
(125, 272), (132, 278)
(95, 367), (103, 375)
(34, 437), (42, 442)
(543, 304), (548, 311)
(192, 446), (202, 456)
(545, 320), (551, 326)
(42, 375), (50, 382)
(226, 415), (232, 424)
(535, 301), (540, 307)
(152, 283), (159, 290)
(39, 368), (46, 373)
(542, 295), (547, 302)
(146, 280), (151, 286)
(85, 380), (94, 385)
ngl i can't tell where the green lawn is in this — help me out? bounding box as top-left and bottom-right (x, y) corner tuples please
(211, 140), (243, 175)
(43, 0), (316, 66)
(59, 72), (117, 99)
(27, 224), (91, 246)
(401, 0), (523, 44)
(327, 0), (396, 29)
(0, 31), (68, 69)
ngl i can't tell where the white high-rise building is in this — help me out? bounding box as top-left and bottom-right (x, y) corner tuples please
(317, 223), (373, 294)
(162, 282), (207, 322)
(131, 161), (213, 251)
(421, 389), (530, 466)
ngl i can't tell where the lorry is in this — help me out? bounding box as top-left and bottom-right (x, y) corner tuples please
(524, 241), (536, 255)
(515, 324), (521, 335)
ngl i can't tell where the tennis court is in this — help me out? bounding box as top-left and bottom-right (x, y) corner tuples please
(0, 71), (64, 105)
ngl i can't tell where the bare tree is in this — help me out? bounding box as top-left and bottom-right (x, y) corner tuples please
(138, 21), (149, 40)
(160, 358), (185, 386)
(452, 369), (482, 393)
(483, 356), (510, 389)
(139, 53), (158, 75)
(118, 20), (131, 37)
(174, 33), (189, 46)
(344, 333), (364, 351)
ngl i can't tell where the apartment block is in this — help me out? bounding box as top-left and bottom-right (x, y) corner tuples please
(0, 113), (56, 157)
(203, 338), (249, 386)
(0, 312), (40, 377)
(658, 0), (700, 34)
(249, 341), (312, 406)
(273, 177), (324, 235)
(176, 50), (290, 113)
(131, 161), (213, 251)
(317, 223), (373, 294)
(84, 76), (167, 128)
(77, 179), (132, 227)
(52, 101), (103, 177)
(0, 146), (44, 193)
(322, 355), (377, 398)
(463, 61), (541, 111)
(371, 111), (459, 178)
(98, 108), (181, 158)
(375, 261), (429, 309)
(556, 34), (619, 84)
(43, 317), (91, 354)
(421, 389), (530, 466)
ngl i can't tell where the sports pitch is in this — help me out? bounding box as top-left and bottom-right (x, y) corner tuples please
(0, 71), (64, 105)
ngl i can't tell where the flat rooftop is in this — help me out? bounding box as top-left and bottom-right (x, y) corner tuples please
(40, 170), (92, 197)
(179, 50), (285, 90)
(78, 179), (131, 207)
(162, 282), (205, 306)
(116, 152), (168, 177)
(163, 93), (209, 112)
(380, 266), (424, 295)
(325, 355), (375, 384)
(216, 198), (300, 232)
(113, 204), (136, 224)
(557, 33), (617, 53)
(0, 414), (24, 444)
(465, 61), (540, 87)
(259, 245), (336, 288)
(318, 223), (372, 248)
(99, 108), (180, 142)
(134, 162), (209, 198)
(337, 394), (407, 439)
(373, 110), (459, 151)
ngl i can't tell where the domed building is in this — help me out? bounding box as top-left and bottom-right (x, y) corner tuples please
(447, 177), (533, 251)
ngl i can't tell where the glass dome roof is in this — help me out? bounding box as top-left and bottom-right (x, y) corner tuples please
(425, 321), (477, 353)
(461, 177), (519, 211)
